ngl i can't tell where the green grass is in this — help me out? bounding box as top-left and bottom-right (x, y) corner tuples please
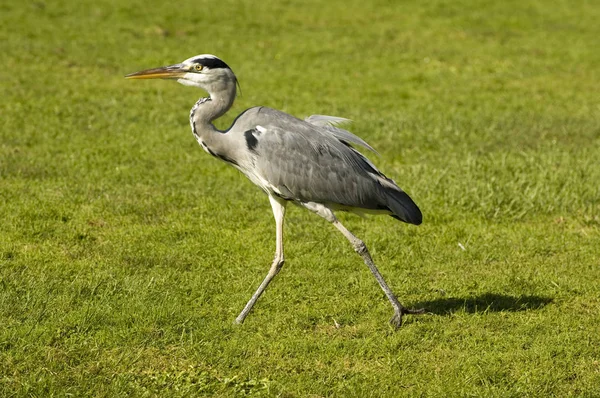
(2, 0), (600, 396)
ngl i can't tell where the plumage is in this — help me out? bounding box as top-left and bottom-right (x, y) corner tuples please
(304, 114), (377, 154)
(225, 106), (422, 224)
(126, 54), (425, 328)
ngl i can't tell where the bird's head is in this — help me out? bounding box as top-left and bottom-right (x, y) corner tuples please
(126, 54), (237, 94)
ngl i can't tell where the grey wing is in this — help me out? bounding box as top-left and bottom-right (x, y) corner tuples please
(253, 126), (373, 205)
(304, 114), (351, 127)
(305, 114), (378, 154)
(246, 120), (421, 224)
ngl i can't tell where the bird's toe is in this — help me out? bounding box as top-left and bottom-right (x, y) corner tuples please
(403, 307), (426, 315)
(390, 312), (403, 329)
(390, 307), (426, 329)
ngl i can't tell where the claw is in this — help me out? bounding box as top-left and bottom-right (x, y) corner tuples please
(390, 312), (404, 328)
(403, 307), (426, 315)
(390, 307), (426, 329)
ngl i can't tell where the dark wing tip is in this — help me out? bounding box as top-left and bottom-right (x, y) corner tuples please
(387, 190), (422, 225)
(390, 207), (422, 225)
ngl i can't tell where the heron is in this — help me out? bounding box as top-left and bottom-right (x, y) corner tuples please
(126, 54), (424, 328)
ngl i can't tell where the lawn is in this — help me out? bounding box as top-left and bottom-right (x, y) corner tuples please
(1, 0), (599, 396)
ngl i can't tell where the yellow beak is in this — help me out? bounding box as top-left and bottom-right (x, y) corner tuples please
(125, 64), (188, 80)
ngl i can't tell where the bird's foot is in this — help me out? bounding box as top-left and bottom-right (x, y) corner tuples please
(390, 307), (426, 329)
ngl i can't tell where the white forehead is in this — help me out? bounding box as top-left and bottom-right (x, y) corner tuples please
(182, 54), (219, 64)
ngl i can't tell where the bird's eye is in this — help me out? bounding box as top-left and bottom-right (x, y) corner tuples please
(194, 64), (203, 72)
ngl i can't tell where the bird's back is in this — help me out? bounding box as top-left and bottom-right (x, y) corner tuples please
(228, 107), (422, 225)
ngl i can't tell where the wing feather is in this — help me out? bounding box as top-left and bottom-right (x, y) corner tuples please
(305, 114), (378, 154)
(229, 107), (421, 223)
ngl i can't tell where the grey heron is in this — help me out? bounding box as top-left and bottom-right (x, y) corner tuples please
(126, 54), (424, 328)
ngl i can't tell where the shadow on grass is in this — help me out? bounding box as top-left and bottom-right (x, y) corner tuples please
(414, 293), (553, 315)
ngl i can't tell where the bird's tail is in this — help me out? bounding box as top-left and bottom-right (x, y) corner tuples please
(386, 188), (422, 225)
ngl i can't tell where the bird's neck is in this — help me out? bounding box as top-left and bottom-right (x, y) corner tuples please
(189, 86), (236, 153)
(194, 88), (234, 121)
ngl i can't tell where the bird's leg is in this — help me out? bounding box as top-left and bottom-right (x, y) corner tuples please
(330, 218), (425, 329)
(235, 195), (287, 324)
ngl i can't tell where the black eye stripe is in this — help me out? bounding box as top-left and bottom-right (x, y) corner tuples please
(192, 57), (231, 70)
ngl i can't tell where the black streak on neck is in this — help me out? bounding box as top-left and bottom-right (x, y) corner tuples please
(189, 97), (211, 139)
(204, 144), (239, 167)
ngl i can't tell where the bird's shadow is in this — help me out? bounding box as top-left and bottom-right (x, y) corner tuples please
(413, 293), (553, 315)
